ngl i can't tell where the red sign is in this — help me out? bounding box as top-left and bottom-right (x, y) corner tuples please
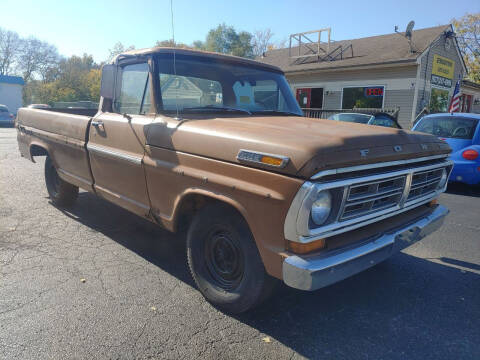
(365, 87), (384, 97)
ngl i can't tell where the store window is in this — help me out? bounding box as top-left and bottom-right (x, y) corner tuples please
(342, 86), (384, 108)
(295, 88), (323, 108)
(429, 88), (449, 113)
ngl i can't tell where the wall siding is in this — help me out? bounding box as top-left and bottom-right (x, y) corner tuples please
(384, 90), (415, 129)
(287, 66), (417, 126)
(0, 83), (23, 114)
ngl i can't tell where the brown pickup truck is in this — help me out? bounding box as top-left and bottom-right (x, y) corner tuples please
(16, 48), (453, 313)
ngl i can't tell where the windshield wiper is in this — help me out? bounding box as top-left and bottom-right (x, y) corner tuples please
(182, 105), (252, 115)
(251, 110), (302, 116)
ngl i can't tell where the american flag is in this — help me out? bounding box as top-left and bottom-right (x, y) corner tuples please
(448, 80), (461, 113)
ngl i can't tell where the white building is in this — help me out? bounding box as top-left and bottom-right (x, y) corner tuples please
(0, 75), (24, 115)
(259, 25), (468, 129)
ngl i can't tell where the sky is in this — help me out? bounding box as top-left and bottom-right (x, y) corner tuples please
(1, 0), (478, 63)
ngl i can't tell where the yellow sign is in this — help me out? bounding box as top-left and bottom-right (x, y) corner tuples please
(432, 55), (455, 79)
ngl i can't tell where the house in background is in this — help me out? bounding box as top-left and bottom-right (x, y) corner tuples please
(259, 24), (468, 129)
(461, 80), (480, 114)
(0, 75), (24, 115)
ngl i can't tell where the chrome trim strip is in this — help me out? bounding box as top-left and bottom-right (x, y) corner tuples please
(311, 154), (449, 180)
(284, 159), (453, 243)
(283, 205), (449, 291)
(87, 144), (142, 165)
(237, 149), (289, 168)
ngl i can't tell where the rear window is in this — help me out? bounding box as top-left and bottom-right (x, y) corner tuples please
(329, 113), (371, 124)
(0, 106), (8, 113)
(416, 116), (479, 139)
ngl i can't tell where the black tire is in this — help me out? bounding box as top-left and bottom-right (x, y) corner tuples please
(187, 203), (277, 313)
(44, 156), (78, 207)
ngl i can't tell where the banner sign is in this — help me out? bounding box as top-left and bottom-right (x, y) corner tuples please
(432, 55), (455, 80)
(431, 74), (453, 88)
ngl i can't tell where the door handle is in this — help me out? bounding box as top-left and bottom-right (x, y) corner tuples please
(91, 120), (104, 131)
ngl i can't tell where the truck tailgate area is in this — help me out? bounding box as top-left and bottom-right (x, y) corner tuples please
(16, 108), (95, 192)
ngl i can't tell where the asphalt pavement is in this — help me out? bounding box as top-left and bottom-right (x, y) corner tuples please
(1, 126), (479, 359)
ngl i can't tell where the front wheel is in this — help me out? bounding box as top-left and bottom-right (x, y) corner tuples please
(44, 156), (78, 207)
(187, 204), (276, 313)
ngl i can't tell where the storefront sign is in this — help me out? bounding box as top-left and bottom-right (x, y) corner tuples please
(364, 87), (384, 97)
(431, 74), (452, 88)
(432, 55), (455, 79)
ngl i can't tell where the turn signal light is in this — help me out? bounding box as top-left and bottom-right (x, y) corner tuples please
(462, 149), (479, 161)
(287, 238), (326, 254)
(260, 155), (283, 167)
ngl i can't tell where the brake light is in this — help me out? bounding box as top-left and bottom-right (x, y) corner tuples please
(9, 114), (14, 119)
(462, 149), (479, 160)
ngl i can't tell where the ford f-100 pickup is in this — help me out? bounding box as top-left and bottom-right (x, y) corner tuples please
(16, 48), (453, 313)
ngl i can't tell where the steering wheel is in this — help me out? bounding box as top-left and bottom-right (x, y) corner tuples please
(432, 126), (444, 136)
(452, 127), (468, 137)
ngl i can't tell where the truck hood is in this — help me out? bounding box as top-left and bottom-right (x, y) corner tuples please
(146, 115), (451, 179)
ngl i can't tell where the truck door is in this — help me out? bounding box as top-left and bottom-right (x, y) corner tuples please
(87, 61), (153, 217)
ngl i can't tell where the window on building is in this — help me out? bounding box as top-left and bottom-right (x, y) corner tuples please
(342, 86), (384, 109)
(114, 63), (151, 115)
(295, 88), (323, 108)
(429, 88), (449, 113)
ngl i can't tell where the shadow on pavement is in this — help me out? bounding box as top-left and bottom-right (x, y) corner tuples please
(59, 191), (480, 359)
(446, 182), (480, 198)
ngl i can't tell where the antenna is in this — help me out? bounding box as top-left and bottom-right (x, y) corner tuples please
(170, 0), (180, 120)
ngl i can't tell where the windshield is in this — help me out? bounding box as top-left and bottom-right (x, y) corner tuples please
(155, 54), (302, 116)
(416, 116), (479, 140)
(328, 113), (372, 124)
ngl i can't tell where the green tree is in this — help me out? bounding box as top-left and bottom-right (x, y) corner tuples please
(203, 24), (253, 58)
(452, 13), (480, 83)
(107, 42), (135, 63)
(155, 39), (192, 49)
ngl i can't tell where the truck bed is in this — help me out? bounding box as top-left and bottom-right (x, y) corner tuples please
(16, 107), (95, 192)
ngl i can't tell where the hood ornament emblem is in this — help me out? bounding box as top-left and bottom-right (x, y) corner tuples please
(360, 149), (369, 157)
(394, 145), (402, 152)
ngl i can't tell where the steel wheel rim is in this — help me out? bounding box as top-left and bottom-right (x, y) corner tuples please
(205, 229), (244, 291)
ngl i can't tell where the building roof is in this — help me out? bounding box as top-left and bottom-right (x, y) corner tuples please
(259, 25), (452, 74)
(0, 75), (25, 85)
(462, 79), (480, 90)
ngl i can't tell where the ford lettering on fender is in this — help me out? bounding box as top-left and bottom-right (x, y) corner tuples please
(16, 48), (452, 313)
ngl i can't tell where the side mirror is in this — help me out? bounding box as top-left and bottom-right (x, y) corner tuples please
(100, 64), (117, 100)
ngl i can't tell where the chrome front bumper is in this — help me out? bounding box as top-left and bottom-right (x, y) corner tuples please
(283, 205), (449, 291)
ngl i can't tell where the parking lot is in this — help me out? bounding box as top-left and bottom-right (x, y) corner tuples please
(1, 126), (479, 359)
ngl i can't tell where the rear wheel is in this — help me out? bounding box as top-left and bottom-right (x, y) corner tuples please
(187, 204), (277, 313)
(44, 156), (78, 207)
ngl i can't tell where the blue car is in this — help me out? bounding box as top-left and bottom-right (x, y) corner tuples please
(413, 113), (480, 185)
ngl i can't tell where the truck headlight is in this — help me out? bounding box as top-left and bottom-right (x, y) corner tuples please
(311, 190), (332, 225)
(437, 168), (448, 189)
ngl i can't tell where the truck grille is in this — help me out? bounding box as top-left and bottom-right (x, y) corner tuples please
(408, 168), (444, 201)
(338, 167), (447, 223)
(341, 176), (406, 220)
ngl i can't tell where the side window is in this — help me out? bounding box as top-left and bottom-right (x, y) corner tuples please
(114, 63), (150, 115)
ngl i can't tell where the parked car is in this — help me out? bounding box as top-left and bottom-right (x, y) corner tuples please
(16, 48), (452, 313)
(27, 104), (51, 109)
(328, 112), (401, 128)
(413, 113), (480, 185)
(0, 104), (15, 125)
